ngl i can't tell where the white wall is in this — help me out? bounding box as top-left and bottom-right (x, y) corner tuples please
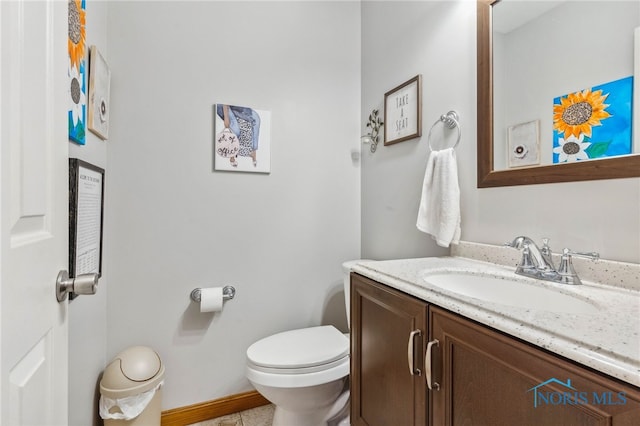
(361, 1), (470, 260)
(68, 1), (109, 425)
(104, 1), (361, 410)
(361, 0), (640, 264)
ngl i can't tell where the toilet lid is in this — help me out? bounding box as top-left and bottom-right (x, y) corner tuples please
(247, 325), (349, 369)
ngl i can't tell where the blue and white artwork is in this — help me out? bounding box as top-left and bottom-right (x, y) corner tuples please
(68, 0), (86, 145)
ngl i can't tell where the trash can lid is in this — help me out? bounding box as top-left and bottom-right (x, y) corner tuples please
(118, 346), (162, 381)
(100, 346), (165, 398)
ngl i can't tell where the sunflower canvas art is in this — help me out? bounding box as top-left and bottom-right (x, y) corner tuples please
(552, 76), (632, 163)
(68, 0), (87, 145)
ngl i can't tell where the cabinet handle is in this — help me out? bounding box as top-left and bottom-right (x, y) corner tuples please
(407, 329), (422, 376)
(425, 339), (440, 391)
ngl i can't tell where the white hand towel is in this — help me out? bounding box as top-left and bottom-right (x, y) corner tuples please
(416, 147), (461, 247)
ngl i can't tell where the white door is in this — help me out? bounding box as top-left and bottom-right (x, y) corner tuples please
(1, 0), (69, 425)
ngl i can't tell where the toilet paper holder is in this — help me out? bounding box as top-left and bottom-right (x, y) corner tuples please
(190, 285), (236, 303)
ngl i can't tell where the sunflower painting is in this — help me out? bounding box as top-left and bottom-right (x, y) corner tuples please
(68, 0), (87, 145)
(553, 76), (632, 163)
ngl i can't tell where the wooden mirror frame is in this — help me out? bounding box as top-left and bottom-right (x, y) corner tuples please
(477, 0), (640, 188)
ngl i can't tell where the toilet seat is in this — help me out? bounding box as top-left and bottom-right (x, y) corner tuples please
(246, 325), (350, 388)
(247, 325), (348, 369)
(248, 354), (348, 375)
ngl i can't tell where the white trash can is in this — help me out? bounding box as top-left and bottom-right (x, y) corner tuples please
(99, 346), (165, 425)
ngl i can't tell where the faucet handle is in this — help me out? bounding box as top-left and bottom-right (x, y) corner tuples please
(541, 238), (550, 250)
(557, 248), (580, 285)
(557, 248), (599, 285)
(563, 248), (600, 261)
(540, 238), (552, 256)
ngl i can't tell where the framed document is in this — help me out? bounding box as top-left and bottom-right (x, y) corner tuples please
(384, 75), (422, 145)
(69, 159), (105, 287)
(507, 120), (540, 168)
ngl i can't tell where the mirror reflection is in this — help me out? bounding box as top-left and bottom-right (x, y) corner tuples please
(492, 0), (639, 171)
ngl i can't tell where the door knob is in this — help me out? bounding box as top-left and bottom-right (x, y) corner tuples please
(56, 270), (99, 302)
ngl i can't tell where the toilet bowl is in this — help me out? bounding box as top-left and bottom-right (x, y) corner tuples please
(246, 326), (349, 426)
(245, 260), (365, 426)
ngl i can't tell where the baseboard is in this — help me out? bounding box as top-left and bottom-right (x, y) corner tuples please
(161, 390), (270, 426)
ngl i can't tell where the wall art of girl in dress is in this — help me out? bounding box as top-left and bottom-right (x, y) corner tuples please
(214, 104), (271, 173)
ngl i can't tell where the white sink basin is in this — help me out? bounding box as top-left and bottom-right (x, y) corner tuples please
(422, 272), (600, 314)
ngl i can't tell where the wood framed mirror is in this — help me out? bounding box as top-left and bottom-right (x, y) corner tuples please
(477, 0), (640, 188)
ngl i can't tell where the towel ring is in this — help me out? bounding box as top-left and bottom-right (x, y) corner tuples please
(427, 111), (461, 151)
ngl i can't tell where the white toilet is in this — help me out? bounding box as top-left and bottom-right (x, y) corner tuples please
(245, 260), (361, 426)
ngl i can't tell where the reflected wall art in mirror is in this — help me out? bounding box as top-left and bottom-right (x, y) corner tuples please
(477, 0), (640, 187)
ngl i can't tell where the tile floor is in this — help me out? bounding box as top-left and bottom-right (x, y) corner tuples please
(187, 404), (274, 426)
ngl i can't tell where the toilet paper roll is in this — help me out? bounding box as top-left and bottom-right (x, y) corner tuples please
(199, 287), (224, 313)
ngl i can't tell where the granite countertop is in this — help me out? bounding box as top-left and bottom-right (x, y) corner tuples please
(351, 256), (640, 387)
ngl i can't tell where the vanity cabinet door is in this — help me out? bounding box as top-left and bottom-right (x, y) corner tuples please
(429, 306), (640, 426)
(351, 273), (428, 426)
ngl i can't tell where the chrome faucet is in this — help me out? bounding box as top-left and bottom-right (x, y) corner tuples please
(506, 236), (556, 273)
(505, 236), (599, 285)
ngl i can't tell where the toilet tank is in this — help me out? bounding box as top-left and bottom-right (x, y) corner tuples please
(342, 260), (370, 329)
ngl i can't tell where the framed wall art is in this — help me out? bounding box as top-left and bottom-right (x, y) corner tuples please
(213, 104), (271, 173)
(68, 0), (87, 145)
(69, 159), (104, 284)
(507, 120), (540, 168)
(384, 74), (422, 145)
(88, 45), (111, 140)
(552, 76), (632, 164)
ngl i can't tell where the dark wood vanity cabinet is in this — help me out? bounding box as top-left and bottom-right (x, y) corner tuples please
(351, 273), (640, 426)
(430, 306), (640, 425)
(351, 273), (428, 426)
